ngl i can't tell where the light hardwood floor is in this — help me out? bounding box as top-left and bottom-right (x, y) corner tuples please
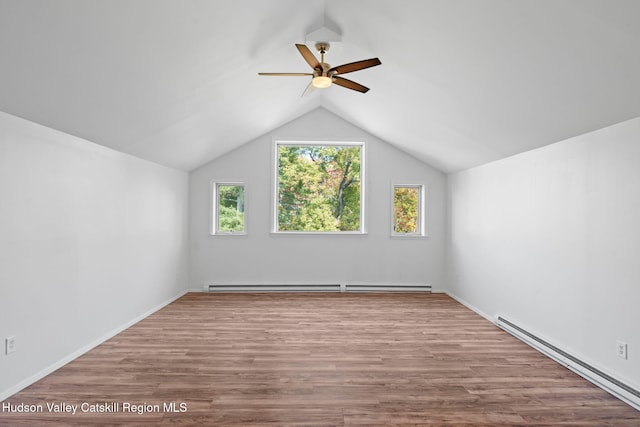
(1, 292), (638, 426)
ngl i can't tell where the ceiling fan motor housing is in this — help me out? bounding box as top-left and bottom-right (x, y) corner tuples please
(315, 42), (330, 54)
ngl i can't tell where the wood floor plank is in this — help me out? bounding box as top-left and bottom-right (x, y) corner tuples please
(1, 292), (638, 426)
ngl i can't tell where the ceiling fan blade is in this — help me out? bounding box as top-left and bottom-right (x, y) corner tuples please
(258, 72), (314, 76)
(295, 44), (321, 70)
(301, 79), (316, 97)
(329, 58), (381, 75)
(332, 76), (370, 93)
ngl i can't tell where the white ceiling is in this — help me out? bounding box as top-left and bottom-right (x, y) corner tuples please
(1, 0), (639, 173)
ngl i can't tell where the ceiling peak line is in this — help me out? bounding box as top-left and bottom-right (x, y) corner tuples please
(306, 24), (342, 45)
(306, 0), (342, 45)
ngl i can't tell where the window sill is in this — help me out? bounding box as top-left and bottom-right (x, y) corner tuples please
(270, 231), (369, 237)
(390, 233), (428, 239)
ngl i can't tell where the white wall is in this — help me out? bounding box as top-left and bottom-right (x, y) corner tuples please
(190, 108), (446, 290)
(0, 112), (189, 398)
(447, 117), (640, 389)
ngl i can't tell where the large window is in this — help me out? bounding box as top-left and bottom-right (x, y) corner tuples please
(212, 182), (246, 235)
(392, 184), (425, 236)
(275, 141), (364, 233)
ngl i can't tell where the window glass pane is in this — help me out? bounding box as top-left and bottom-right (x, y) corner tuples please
(217, 184), (245, 233)
(394, 186), (421, 234)
(277, 144), (362, 232)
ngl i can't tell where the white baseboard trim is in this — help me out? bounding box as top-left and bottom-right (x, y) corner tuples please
(446, 291), (640, 412)
(496, 316), (640, 411)
(0, 290), (187, 402)
(445, 291), (494, 322)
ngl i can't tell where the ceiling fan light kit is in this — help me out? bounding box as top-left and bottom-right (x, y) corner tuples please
(259, 41), (381, 94)
(312, 75), (332, 88)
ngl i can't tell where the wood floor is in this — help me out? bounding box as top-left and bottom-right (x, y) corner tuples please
(1, 292), (638, 426)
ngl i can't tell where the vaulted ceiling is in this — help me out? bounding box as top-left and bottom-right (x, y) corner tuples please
(1, 0), (639, 173)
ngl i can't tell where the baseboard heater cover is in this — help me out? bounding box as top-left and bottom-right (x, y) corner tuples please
(345, 283), (431, 292)
(496, 316), (640, 411)
(204, 283), (431, 293)
(205, 283), (340, 292)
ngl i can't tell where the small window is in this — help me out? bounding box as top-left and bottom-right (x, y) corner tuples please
(274, 141), (365, 233)
(392, 184), (425, 236)
(213, 182), (246, 234)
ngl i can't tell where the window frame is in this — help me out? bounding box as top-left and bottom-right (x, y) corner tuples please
(211, 181), (247, 236)
(272, 140), (366, 235)
(391, 183), (427, 238)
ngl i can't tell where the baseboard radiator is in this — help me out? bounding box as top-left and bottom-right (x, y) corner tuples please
(204, 283), (340, 292)
(345, 283), (432, 292)
(496, 316), (640, 411)
(204, 283), (431, 293)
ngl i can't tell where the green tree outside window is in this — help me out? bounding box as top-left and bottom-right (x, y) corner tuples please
(276, 144), (362, 232)
(216, 184), (245, 233)
(393, 185), (423, 235)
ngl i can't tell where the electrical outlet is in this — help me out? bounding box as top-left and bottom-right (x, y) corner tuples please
(616, 341), (627, 360)
(5, 336), (16, 355)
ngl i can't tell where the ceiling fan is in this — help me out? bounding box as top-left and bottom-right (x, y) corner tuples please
(259, 42), (381, 94)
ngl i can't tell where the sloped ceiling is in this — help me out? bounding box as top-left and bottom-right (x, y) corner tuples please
(1, 0), (639, 173)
